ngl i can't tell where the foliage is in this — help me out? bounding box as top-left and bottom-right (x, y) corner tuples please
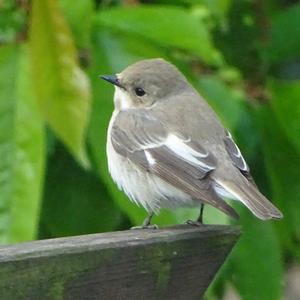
(0, 0), (300, 298)
(30, 0), (91, 167)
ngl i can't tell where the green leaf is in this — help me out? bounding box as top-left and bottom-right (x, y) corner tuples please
(261, 106), (300, 248)
(196, 0), (232, 20)
(269, 79), (300, 155)
(29, 0), (91, 167)
(39, 142), (122, 238)
(230, 209), (282, 300)
(0, 45), (45, 244)
(267, 3), (300, 64)
(96, 5), (221, 65)
(59, 0), (94, 48)
(0, 0), (26, 44)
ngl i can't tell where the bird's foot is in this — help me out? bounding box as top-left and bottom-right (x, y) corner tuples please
(185, 204), (205, 226)
(185, 220), (203, 226)
(131, 224), (158, 230)
(131, 213), (157, 229)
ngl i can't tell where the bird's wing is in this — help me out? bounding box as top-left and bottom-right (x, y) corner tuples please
(224, 130), (249, 173)
(223, 130), (258, 184)
(223, 129), (260, 184)
(221, 130), (282, 219)
(110, 110), (239, 219)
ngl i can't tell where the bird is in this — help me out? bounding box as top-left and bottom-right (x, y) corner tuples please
(100, 58), (283, 228)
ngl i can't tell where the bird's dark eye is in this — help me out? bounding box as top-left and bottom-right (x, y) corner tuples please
(134, 87), (146, 97)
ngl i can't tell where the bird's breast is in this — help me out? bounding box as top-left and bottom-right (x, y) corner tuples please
(106, 111), (195, 212)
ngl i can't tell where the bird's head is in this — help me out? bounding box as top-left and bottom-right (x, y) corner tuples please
(100, 58), (189, 110)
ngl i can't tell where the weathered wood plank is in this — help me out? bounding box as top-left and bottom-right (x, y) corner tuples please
(0, 225), (240, 300)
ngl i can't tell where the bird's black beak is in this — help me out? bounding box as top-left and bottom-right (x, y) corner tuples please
(99, 74), (124, 89)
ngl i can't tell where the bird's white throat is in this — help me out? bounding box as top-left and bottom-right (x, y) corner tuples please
(114, 86), (133, 110)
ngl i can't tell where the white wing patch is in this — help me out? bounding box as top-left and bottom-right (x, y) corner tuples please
(145, 150), (156, 165)
(164, 134), (214, 171)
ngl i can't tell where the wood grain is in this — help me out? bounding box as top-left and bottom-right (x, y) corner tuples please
(0, 225), (240, 300)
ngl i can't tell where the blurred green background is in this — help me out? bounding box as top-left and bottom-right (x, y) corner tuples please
(1, 0), (300, 299)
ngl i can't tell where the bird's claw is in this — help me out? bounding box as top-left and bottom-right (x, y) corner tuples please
(185, 220), (203, 226)
(130, 224), (158, 230)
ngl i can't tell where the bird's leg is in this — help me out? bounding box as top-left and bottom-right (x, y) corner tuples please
(185, 204), (205, 226)
(131, 212), (158, 229)
(197, 203), (205, 224)
(142, 213), (154, 227)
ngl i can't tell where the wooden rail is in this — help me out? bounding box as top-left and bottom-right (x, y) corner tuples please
(0, 225), (240, 300)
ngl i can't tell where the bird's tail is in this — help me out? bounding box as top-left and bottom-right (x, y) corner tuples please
(214, 177), (283, 220)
